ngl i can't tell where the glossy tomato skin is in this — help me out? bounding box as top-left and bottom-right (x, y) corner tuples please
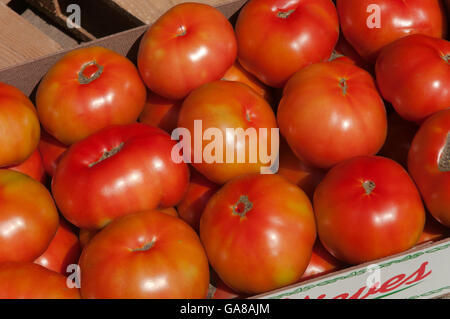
(0, 170), (59, 263)
(0, 83), (40, 167)
(235, 0), (339, 88)
(7, 148), (46, 183)
(209, 270), (242, 299)
(376, 35), (450, 123)
(417, 213), (450, 244)
(138, 91), (182, 133)
(38, 130), (69, 177)
(0, 262), (80, 299)
(178, 81), (278, 184)
(200, 174), (316, 294)
(278, 62), (387, 169)
(37, 46), (146, 145)
(337, 0), (446, 63)
(138, 3), (237, 100)
(314, 156), (425, 265)
(300, 241), (345, 282)
(408, 109), (450, 227)
(79, 210), (210, 299)
(52, 123), (189, 229)
(177, 169), (220, 232)
(34, 219), (81, 275)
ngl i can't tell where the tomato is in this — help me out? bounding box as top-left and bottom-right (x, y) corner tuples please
(277, 138), (325, 199)
(408, 109), (450, 227)
(79, 210), (210, 299)
(34, 219), (81, 275)
(178, 80), (278, 184)
(0, 262), (80, 299)
(138, 3), (237, 100)
(337, 0), (446, 63)
(177, 169), (220, 232)
(79, 228), (98, 250)
(200, 174), (316, 294)
(300, 241), (345, 282)
(36, 46), (147, 145)
(333, 34), (371, 71)
(7, 148), (46, 183)
(278, 62), (387, 169)
(158, 207), (179, 218)
(376, 34), (450, 123)
(209, 271), (242, 299)
(314, 156), (425, 265)
(222, 62), (273, 103)
(0, 170), (59, 263)
(235, 0), (339, 88)
(417, 213), (450, 244)
(0, 83), (40, 167)
(52, 123), (189, 229)
(138, 91), (182, 133)
(378, 111), (419, 167)
(38, 130), (68, 177)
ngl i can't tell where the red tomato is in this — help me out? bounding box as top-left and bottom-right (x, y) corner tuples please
(34, 219), (81, 275)
(378, 111), (419, 167)
(277, 138), (325, 199)
(376, 34), (450, 123)
(7, 148), (46, 183)
(36, 46), (147, 145)
(300, 241), (345, 282)
(333, 34), (371, 71)
(52, 123), (189, 229)
(178, 80), (278, 184)
(278, 62), (387, 169)
(79, 228), (98, 250)
(0, 170), (59, 263)
(408, 109), (450, 227)
(79, 210), (210, 299)
(314, 156), (425, 265)
(38, 130), (68, 177)
(0, 83), (40, 167)
(417, 213), (450, 244)
(222, 62), (273, 103)
(177, 169), (220, 232)
(235, 0), (339, 88)
(209, 271), (243, 299)
(138, 91), (182, 133)
(158, 207), (179, 218)
(200, 174), (316, 294)
(138, 3), (237, 100)
(0, 262), (80, 299)
(337, 0), (446, 63)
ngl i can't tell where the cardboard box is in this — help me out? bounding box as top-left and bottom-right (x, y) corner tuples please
(0, 0), (448, 300)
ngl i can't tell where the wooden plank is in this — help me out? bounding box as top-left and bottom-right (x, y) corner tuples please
(0, 3), (62, 69)
(110, 0), (241, 24)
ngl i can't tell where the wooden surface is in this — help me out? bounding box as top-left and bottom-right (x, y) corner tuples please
(0, 2), (62, 70)
(111, 0), (240, 24)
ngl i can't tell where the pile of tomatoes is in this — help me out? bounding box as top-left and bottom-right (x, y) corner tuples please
(0, 0), (449, 299)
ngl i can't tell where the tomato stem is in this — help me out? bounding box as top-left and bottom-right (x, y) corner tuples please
(89, 142), (125, 168)
(78, 60), (104, 84)
(277, 9), (295, 19)
(232, 195), (253, 217)
(339, 78), (348, 95)
(438, 132), (450, 172)
(362, 180), (376, 195)
(131, 239), (156, 252)
(443, 54), (449, 64)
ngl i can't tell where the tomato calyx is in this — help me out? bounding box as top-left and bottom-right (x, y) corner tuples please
(78, 61), (104, 85)
(176, 25), (187, 37)
(442, 54), (449, 64)
(132, 239), (156, 252)
(277, 9), (295, 19)
(438, 132), (450, 172)
(88, 142), (125, 168)
(232, 195), (253, 217)
(339, 78), (348, 95)
(362, 180), (376, 195)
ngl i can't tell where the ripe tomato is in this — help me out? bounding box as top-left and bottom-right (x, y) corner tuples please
(222, 62), (273, 103)
(36, 46), (147, 145)
(138, 91), (182, 133)
(417, 213), (450, 244)
(7, 148), (46, 183)
(278, 62), (387, 169)
(38, 130), (68, 177)
(0, 83), (40, 167)
(52, 123), (189, 229)
(79, 210), (210, 299)
(408, 109), (450, 227)
(79, 228), (98, 250)
(138, 3), (237, 100)
(376, 34), (450, 123)
(314, 156), (425, 265)
(337, 0), (446, 63)
(178, 80), (278, 184)
(209, 270), (242, 299)
(300, 241), (345, 282)
(0, 262), (80, 299)
(235, 0), (339, 88)
(177, 169), (220, 232)
(0, 170), (59, 263)
(333, 34), (371, 71)
(34, 219), (81, 275)
(200, 174), (316, 294)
